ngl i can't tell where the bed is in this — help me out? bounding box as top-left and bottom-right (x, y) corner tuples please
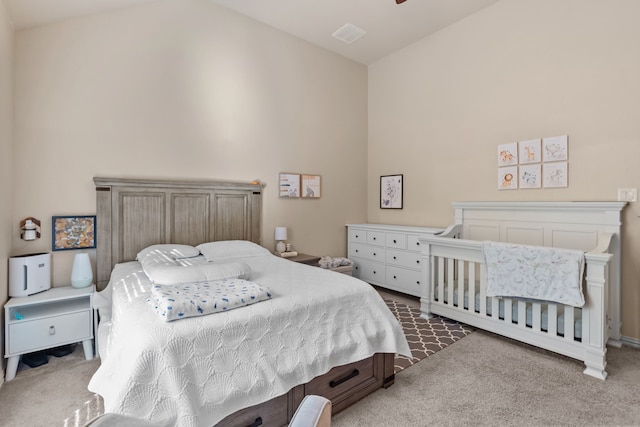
(419, 201), (626, 380)
(88, 177), (410, 427)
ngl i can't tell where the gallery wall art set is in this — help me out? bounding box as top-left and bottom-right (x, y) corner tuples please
(497, 135), (568, 190)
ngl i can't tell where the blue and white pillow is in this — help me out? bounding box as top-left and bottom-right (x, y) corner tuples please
(146, 280), (272, 321)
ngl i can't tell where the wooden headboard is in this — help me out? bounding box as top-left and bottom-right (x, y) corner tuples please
(94, 177), (263, 289)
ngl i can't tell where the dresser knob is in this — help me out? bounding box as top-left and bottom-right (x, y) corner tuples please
(416, 260), (420, 264)
(393, 275), (397, 279)
(393, 256), (397, 260)
(416, 281), (420, 285)
(393, 239), (397, 243)
(373, 237), (376, 240)
(416, 242), (420, 246)
(373, 271), (376, 274)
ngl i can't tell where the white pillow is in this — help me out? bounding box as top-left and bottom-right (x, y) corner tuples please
(141, 261), (252, 285)
(137, 244), (201, 261)
(197, 240), (271, 261)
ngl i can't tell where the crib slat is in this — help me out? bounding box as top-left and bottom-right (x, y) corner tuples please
(457, 259), (465, 309)
(447, 258), (455, 307)
(479, 265), (487, 315)
(491, 297), (499, 320)
(564, 306), (575, 341)
(548, 304), (558, 336)
(532, 302), (541, 332)
(504, 299), (513, 325)
(517, 300), (527, 328)
(468, 261), (476, 313)
(436, 256), (445, 303)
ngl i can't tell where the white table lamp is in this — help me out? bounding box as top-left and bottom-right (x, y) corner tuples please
(275, 227), (288, 253)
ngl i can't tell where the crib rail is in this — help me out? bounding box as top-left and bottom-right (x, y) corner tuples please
(420, 235), (613, 380)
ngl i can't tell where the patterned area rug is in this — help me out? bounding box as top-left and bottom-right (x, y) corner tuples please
(385, 299), (474, 373)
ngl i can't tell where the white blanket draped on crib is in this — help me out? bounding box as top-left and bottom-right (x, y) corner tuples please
(482, 241), (585, 307)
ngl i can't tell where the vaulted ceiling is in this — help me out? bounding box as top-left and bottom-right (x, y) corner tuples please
(4, 0), (500, 64)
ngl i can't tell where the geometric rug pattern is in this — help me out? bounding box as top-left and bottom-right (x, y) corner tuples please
(385, 299), (474, 373)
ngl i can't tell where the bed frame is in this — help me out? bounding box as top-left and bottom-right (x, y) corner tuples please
(93, 177), (395, 426)
(419, 201), (626, 380)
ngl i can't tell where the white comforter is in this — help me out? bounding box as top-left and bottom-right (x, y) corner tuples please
(89, 252), (411, 427)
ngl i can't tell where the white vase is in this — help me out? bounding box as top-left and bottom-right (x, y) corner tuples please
(71, 253), (93, 288)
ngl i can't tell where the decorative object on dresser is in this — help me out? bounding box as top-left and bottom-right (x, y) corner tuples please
(347, 224), (443, 296)
(4, 285), (95, 381)
(275, 226), (288, 253)
(420, 201), (626, 379)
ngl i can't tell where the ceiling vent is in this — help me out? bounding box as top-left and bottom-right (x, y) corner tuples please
(332, 23), (366, 44)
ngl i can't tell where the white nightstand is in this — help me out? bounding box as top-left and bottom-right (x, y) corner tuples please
(4, 285), (95, 381)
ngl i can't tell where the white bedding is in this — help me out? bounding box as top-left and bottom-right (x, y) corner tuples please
(89, 248), (411, 427)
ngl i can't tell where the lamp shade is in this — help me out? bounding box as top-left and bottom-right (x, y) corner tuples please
(275, 227), (288, 241)
(71, 253), (93, 288)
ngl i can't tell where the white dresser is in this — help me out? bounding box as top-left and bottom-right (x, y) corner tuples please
(347, 224), (443, 297)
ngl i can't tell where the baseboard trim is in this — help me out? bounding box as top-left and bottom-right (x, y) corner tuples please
(622, 336), (640, 349)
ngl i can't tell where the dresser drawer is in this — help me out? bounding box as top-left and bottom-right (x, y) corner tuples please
(386, 249), (422, 270)
(352, 259), (385, 285)
(8, 311), (92, 355)
(407, 234), (425, 252)
(385, 233), (407, 250)
(306, 356), (375, 402)
(349, 243), (385, 263)
(386, 266), (422, 296)
(366, 231), (385, 247)
(348, 228), (367, 244)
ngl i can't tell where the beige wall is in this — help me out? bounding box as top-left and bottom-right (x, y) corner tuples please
(12, 0), (368, 285)
(369, 0), (640, 340)
(0, 0), (14, 377)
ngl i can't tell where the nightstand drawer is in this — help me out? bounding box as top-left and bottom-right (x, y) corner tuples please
(8, 311), (92, 355)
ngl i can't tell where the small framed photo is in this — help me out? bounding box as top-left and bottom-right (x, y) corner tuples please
(498, 166), (518, 190)
(301, 174), (321, 198)
(380, 174), (403, 209)
(52, 215), (96, 251)
(543, 135), (568, 162)
(543, 162), (568, 188)
(497, 142), (518, 166)
(279, 173), (300, 198)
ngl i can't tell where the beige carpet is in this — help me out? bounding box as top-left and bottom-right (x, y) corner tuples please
(0, 345), (103, 427)
(333, 330), (640, 426)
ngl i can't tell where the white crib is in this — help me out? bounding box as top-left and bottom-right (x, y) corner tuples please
(419, 202), (626, 380)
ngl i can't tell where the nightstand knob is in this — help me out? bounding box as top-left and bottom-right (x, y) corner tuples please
(49, 326), (55, 335)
